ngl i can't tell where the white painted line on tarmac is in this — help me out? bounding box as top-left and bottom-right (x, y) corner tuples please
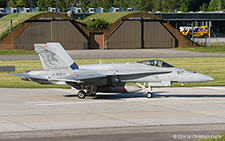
(28, 100), (128, 106)
(196, 87), (225, 91)
(48, 89), (76, 93)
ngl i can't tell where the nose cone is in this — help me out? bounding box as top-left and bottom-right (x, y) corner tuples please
(208, 76), (214, 81)
(196, 73), (214, 82)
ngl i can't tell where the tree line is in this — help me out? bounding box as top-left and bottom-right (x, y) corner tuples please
(0, 0), (224, 12)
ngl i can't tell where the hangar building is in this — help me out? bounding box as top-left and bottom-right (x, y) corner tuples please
(0, 12), (197, 50)
(0, 12), (89, 50)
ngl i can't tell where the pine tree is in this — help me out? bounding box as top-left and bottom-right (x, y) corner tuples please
(58, 0), (66, 12)
(0, 0), (8, 7)
(138, 0), (146, 11)
(15, 0), (29, 8)
(153, 0), (162, 11)
(7, 0), (15, 7)
(113, 0), (119, 7)
(161, 0), (182, 12)
(119, 0), (127, 9)
(80, 0), (88, 12)
(102, 0), (112, 11)
(89, 1), (97, 8)
(207, 0), (225, 11)
(199, 3), (208, 11)
(179, 0), (190, 12)
(37, 0), (45, 11)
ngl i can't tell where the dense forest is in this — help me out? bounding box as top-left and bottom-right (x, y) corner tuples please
(0, 0), (224, 12)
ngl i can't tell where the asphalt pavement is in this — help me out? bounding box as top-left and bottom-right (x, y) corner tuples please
(0, 87), (225, 140)
(1, 48), (225, 140)
(1, 49), (225, 61)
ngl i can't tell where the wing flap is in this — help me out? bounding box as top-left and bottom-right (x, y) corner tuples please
(64, 73), (106, 81)
(51, 73), (106, 83)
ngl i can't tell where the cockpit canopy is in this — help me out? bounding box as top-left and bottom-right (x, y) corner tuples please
(137, 60), (174, 68)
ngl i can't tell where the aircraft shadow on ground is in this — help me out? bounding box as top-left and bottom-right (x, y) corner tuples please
(64, 91), (225, 99)
(64, 92), (149, 99)
(154, 93), (225, 98)
(93, 92), (148, 99)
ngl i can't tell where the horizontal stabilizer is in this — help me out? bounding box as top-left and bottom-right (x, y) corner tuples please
(8, 73), (46, 80)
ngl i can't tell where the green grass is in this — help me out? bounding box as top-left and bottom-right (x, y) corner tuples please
(0, 49), (37, 55)
(0, 12), (46, 38)
(79, 11), (137, 25)
(175, 43), (225, 53)
(0, 57), (225, 88)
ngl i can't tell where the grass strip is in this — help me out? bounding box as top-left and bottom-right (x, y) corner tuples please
(0, 49), (37, 55)
(175, 43), (225, 53)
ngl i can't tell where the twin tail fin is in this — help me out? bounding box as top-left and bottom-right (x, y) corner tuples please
(34, 43), (78, 71)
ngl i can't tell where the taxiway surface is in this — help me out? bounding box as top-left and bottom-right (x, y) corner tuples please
(1, 49), (225, 61)
(0, 87), (225, 140)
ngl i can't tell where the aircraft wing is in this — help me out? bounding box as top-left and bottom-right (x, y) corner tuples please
(9, 70), (171, 84)
(61, 73), (106, 82)
(56, 70), (171, 83)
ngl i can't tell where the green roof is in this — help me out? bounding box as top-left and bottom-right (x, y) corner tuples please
(0, 12), (46, 38)
(80, 11), (137, 25)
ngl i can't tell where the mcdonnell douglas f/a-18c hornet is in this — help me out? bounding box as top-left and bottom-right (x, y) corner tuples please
(9, 43), (214, 99)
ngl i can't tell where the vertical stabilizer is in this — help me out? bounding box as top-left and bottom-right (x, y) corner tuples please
(34, 43), (78, 71)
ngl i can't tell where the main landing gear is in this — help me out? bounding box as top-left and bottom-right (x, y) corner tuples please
(77, 90), (86, 99)
(136, 83), (153, 98)
(77, 86), (96, 99)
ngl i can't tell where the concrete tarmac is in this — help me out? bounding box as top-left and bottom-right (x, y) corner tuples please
(1, 49), (225, 61)
(0, 87), (225, 140)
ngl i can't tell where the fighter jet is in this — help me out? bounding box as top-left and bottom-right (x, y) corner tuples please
(9, 43), (214, 99)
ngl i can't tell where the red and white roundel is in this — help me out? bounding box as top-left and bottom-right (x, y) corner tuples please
(44, 45), (48, 48)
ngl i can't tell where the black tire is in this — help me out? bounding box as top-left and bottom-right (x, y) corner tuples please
(77, 91), (86, 99)
(146, 92), (153, 98)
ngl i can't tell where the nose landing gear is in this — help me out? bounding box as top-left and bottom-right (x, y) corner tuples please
(146, 92), (153, 98)
(136, 83), (153, 98)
